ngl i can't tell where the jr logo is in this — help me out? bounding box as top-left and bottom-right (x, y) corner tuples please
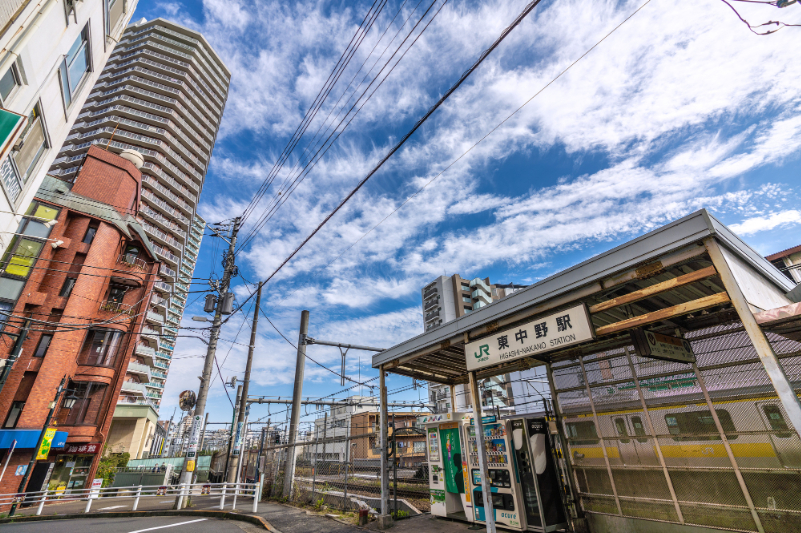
(475, 344), (489, 358)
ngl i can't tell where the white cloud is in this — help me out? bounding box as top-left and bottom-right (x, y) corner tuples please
(730, 210), (801, 236)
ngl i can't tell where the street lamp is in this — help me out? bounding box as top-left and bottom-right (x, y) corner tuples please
(62, 393), (79, 410)
(0, 210), (59, 227)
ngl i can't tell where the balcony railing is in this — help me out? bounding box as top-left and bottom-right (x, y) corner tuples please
(117, 253), (149, 271)
(100, 301), (135, 315)
(126, 362), (152, 383)
(160, 264), (176, 279)
(153, 360), (169, 369)
(121, 381), (147, 396)
(155, 351), (172, 360)
(146, 311), (165, 324)
(135, 344), (156, 357)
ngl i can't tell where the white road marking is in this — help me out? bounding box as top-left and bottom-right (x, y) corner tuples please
(128, 518), (207, 533)
(100, 505), (127, 510)
(159, 500), (175, 503)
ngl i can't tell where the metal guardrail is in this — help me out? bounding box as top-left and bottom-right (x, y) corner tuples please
(0, 482), (260, 516)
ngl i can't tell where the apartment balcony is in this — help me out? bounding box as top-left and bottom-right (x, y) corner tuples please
(151, 295), (168, 312)
(99, 301), (135, 316)
(146, 381), (165, 390)
(141, 189), (190, 227)
(142, 176), (193, 214)
(472, 289), (492, 305)
(424, 298), (439, 311)
(118, 396), (157, 408)
(146, 391), (161, 400)
(146, 311), (165, 324)
(470, 277), (491, 295)
(140, 326), (159, 343)
(117, 253), (149, 271)
(121, 381), (147, 396)
(151, 369), (167, 379)
(141, 205), (187, 239)
(152, 244), (180, 266)
(127, 362), (152, 383)
(423, 288), (438, 300)
(155, 351), (172, 361)
(160, 264), (177, 280)
(153, 359), (169, 370)
(154, 280), (172, 294)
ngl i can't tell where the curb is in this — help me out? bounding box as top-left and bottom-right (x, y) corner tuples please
(0, 509), (280, 531)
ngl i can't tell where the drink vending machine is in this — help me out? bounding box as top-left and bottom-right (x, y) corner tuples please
(467, 416), (526, 530)
(509, 417), (569, 532)
(419, 412), (475, 523)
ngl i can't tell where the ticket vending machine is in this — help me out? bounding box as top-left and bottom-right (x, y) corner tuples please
(509, 417), (569, 532)
(467, 416), (526, 530)
(420, 413), (474, 522)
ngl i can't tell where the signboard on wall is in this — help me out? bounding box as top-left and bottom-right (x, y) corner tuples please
(64, 443), (101, 454)
(465, 304), (596, 371)
(631, 328), (695, 363)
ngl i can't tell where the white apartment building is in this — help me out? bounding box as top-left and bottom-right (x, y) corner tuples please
(421, 274), (525, 414)
(0, 0), (137, 249)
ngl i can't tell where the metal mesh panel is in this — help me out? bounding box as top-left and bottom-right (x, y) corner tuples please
(550, 318), (801, 533)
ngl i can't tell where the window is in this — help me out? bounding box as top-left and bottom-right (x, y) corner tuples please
(566, 421), (599, 445)
(614, 418), (630, 444)
(1, 237), (43, 278)
(631, 416), (648, 443)
(414, 441), (426, 453)
(763, 405), (791, 438)
(82, 225), (97, 244)
(462, 296), (471, 303)
(60, 381), (107, 426)
(59, 277), (77, 298)
(12, 105), (47, 181)
(34, 334), (53, 357)
(106, 0), (125, 35)
(79, 329), (123, 367)
(664, 410), (737, 441)
(59, 27), (91, 107)
(0, 64), (20, 104)
(3, 401), (24, 428)
(108, 284), (126, 303)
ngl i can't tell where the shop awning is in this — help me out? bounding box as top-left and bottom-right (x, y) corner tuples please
(0, 429), (68, 449)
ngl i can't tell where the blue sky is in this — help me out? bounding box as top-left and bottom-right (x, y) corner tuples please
(132, 0), (801, 431)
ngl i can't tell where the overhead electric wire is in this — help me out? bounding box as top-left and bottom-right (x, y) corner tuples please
(237, 0), (545, 290)
(240, 0), (389, 224)
(236, 0), (447, 252)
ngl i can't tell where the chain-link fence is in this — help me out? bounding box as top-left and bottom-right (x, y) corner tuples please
(551, 320), (801, 533)
(258, 416), (431, 515)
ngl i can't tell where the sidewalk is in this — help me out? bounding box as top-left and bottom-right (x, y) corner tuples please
(7, 494), (475, 533)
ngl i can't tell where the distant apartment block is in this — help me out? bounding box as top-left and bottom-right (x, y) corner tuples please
(422, 274), (524, 413)
(767, 245), (801, 284)
(422, 274), (524, 332)
(0, 0), (138, 250)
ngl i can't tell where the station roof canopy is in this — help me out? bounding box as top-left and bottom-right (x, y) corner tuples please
(372, 209), (800, 385)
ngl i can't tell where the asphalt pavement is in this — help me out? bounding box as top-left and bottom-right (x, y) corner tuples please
(1, 516), (262, 533)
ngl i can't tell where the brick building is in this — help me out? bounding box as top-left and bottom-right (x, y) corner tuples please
(0, 146), (159, 501)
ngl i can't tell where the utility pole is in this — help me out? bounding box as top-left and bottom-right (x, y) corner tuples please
(227, 283), (262, 482)
(282, 310), (309, 498)
(177, 217), (241, 506)
(224, 385), (243, 481)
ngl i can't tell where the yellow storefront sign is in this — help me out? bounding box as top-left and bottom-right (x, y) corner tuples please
(36, 428), (56, 460)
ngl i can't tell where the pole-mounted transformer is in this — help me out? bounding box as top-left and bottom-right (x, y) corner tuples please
(220, 292), (234, 314)
(204, 294), (217, 313)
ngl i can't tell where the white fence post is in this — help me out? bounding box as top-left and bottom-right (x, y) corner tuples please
(84, 489), (93, 513)
(176, 483), (185, 510)
(252, 484), (258, 513)
(132, 485), (142, 511)
(36, 490), (47, 516)
(232, 483), (238, 511)
(219, 483), (227, 510)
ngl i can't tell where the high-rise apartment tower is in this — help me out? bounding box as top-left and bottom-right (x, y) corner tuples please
(49, 18), (230, 454)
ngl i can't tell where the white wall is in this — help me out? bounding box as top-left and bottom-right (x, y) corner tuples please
(0, 0), (138, 250)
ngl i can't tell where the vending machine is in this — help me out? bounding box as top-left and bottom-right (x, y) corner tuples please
(419, 412), (474, 522)
(467, 416), (526, 530)
(509, 417), (569, 532)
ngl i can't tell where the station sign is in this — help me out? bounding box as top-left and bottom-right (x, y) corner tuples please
(465, 304), (595, 371)
(631, 328), (695, 363)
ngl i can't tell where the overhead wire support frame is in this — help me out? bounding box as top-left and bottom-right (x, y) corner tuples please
(304, 336), (384, 386)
